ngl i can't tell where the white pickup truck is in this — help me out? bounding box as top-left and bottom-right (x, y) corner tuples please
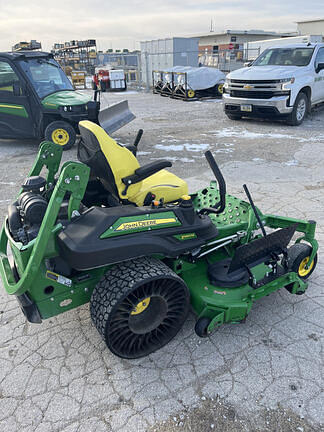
(223, 43), (324, 125)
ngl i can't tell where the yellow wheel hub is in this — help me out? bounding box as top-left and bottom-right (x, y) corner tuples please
(218, 84), (224, 94)
(51, 128), (70, 146)
(187, 89), (195, 98)
(298, 257), (314, 277)
(131, 297), (151, 315)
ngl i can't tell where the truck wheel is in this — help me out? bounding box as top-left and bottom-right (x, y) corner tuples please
(286, 92), (308, 126)
(226, 113), (242, 120)
(45, 121), (76, 150)
(90, 257), (190, 359)
(284, 243), (318, 294)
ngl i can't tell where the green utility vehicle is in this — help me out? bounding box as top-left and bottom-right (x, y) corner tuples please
(0, 51), (134, 149)
(0, 122), (318, 359)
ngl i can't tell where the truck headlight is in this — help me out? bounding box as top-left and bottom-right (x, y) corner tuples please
(280, 77), (295, 90)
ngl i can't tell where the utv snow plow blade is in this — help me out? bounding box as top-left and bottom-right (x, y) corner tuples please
(98, 100), (135, 135)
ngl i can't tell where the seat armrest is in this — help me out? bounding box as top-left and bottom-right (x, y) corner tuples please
(121, 160), (172, 195)
(135, 160), (171, 178)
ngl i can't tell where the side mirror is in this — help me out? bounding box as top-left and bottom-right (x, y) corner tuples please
(316, 62), (324, 73)
(12, 81), (23, 96)
(244, 61), (253, 67)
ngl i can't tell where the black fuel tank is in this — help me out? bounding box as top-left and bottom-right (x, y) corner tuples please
(57, 205), (218, 270)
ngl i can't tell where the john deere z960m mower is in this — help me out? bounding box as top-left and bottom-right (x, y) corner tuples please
(0, 51), (134, 149)
(0, 122), (318, 359)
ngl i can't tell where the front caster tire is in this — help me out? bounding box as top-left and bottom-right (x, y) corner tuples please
(44, 121), (76, 150)
(286, 92), (308, 126)
(284, 243), (318, 294)
(90, 257), (190, 359)
(195, 317), (211, 338)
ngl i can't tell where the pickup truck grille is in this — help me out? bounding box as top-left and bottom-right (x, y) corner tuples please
(230, 79), (280, 84)
(230, 90), (275, 99)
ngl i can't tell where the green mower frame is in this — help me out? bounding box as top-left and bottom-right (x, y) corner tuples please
(0, 141), (319, 358)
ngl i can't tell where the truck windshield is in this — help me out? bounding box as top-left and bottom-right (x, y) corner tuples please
(19, 58), (73, 98)
(253, 47), (314, 67)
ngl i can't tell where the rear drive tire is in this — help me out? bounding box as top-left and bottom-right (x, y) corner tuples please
(44, 121), (76, 150)
(90, 257), (190, 359)
(286, 92), (308, 126)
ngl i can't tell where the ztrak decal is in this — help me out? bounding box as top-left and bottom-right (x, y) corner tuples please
(100, 211), (182, 238)
(116, 218), (177, 232)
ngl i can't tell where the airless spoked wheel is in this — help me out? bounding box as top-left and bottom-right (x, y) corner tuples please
(284, 243), (318, 294)
(90, 257), (190, 359)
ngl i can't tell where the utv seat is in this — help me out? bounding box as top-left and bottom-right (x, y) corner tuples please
(78, 121), (188, 206)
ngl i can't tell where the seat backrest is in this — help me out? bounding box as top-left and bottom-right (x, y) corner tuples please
(78, 121), (142, 199)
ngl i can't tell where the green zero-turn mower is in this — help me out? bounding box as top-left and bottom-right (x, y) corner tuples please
(0, 121), (319, 359)
(0, 51), (135, 150)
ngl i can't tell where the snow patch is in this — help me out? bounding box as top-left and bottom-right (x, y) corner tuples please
(137, 151), (150, 156)
(212, 128), (289, 140)
(162, 156), (195, 163)
(155, 143), (209, 152)
(285, 159), (299, 166)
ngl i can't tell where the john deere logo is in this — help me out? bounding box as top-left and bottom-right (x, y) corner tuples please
(116, 218), (177, 232)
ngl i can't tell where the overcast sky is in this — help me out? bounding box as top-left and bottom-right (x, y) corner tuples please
(0, 0), (322, 52)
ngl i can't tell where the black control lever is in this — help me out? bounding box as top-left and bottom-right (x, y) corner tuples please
(199, 151), (226, 215)
(243, 184), (267, 237)
(133, 129), (143, 148)
(130, 129), (144, 157)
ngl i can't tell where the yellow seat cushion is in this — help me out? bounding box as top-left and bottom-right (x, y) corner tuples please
(129, 169), (188, 206)
(78, 120), (188, 206)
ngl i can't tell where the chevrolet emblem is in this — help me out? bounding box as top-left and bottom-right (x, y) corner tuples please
(244, 84), (252, 89)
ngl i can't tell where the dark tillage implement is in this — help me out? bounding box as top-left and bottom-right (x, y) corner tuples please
(0, 122), (319, 358)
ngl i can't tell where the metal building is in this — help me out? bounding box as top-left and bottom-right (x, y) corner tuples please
(297, 19), (324, 36)
(140, 37), (199, 86)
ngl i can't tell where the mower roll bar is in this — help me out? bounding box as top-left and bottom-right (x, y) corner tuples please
(199, 151), (226, 216)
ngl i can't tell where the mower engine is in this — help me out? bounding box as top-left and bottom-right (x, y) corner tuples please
(8, 176), (48, 245)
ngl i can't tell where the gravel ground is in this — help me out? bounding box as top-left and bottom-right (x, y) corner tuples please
(0, 91), (323, 432)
